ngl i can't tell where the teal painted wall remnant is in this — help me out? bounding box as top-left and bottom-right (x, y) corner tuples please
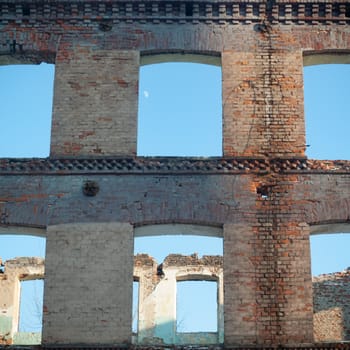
(0, 316), (12, 344)
(13, 332), (41, 345)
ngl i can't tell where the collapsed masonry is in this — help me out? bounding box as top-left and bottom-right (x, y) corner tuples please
(0, 257), (44, 345)
(134, 253), (224, 344)
(313, 269), (350, 342)
(1, 255), (350, 345)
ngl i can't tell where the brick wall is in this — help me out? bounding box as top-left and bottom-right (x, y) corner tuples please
(1, 0), (350, 347)
(222, 48), (305, 157)
(313, 270), (350, 342)
(50, 47), (139, 157)
(2, 161), (350, 344)
(1, 2), (350, 158)
(43, 223), (133, 344)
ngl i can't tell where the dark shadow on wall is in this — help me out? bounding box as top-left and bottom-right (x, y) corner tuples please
(313, 270), (350, 341)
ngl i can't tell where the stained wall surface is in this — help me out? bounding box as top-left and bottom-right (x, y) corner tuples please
(1, 0), (350, 347)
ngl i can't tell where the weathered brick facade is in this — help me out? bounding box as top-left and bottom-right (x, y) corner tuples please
(1, 0), (350, 348)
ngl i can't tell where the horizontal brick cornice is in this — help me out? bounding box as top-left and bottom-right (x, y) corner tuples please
(1, 157), (350, 175)
(0, 0), (349, 25)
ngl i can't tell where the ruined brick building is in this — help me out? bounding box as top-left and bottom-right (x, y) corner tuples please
(1, 0), (350, 348)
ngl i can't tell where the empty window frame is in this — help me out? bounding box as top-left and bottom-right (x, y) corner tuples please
(133, 226), (223, 344)
(176, 279), (218, 333)
(0, 63), (54, 157)
(304, 63), (350, 159)
(137, 62), (222, 157)
(310, 232), (350, 342)
(132, 279), (139, 334)
(19, 279), (44, 333)
(0, 234), (45, 344)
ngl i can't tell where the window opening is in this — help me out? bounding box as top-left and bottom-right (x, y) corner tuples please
(137, 62), (222, 157)
(0, 63), (54, 157)
(132, 279), (139, 334)
(176, 280), (217, 332)
(310, 232), (350, 342)
(310, 233), (350, 276)
(0, 234), (45, 345)
(304, 64), (350, 159)
(133, 229), (223, 345)
(135, 234), (223, 263)
(19, 279), (44, 332)
(0, 234), (46, 261)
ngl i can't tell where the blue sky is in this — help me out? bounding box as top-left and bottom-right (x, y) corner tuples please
(0, 61), (350, 333)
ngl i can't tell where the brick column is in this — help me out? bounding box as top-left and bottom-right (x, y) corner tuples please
(253, 178), (314, 345)
(224, 213), (313, 345)
(42, 223), (134, 344)
(50, 43), (139, 157)
(223, 223), (258, 345)
(222, 48), (305, 158)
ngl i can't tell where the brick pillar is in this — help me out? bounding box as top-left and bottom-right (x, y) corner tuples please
(224, 204), (313, 345)
(50, 43), (139, 157)
(42, 223), (134, 344)
(253, 177), (314, 345)
(223, 223), (258, 345)
(222, 48), (305, 158)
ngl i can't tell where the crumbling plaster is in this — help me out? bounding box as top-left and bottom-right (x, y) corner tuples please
(0, 257), (44, 345)
(134, 253), (224, 345)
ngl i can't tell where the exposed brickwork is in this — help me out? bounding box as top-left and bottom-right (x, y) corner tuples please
(43, 223), (134, 344)
(3, 158), (350, 175)
(50, 47), (139, 157)
(222, 48), (305, 157)
(1, 2), (350, 158)
(163, 254), (222, 268)
(1, 1), (350, 26)
(1, 0), (350, 348)
(313, 270), (350, 342)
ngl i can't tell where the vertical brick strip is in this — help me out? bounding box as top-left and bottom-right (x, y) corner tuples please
(50, 43), (139, 157)
(254, 176), (313, 344)
(222, 43), (305, 157)
(224, 223), (258, 345)
(43, 223), (134, 344)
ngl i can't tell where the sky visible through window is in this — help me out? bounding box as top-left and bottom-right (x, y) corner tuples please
(137, 62), (222, 156)
(177, 280), (218, 332)
(0, 62), (350, 334)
